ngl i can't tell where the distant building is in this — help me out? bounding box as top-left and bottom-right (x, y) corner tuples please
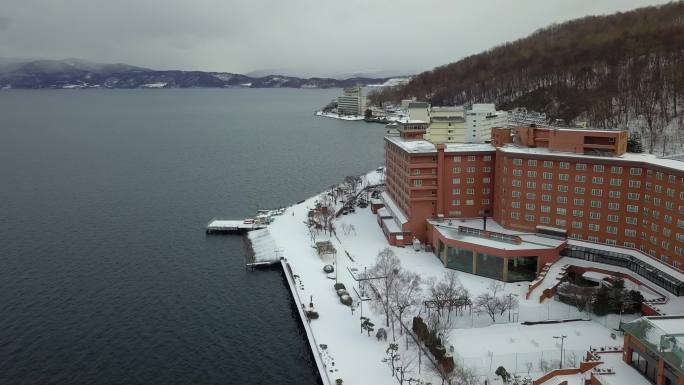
(465, 103), (508, 143)
(407, 102), (507, 144)
(337, 86), (366, 116)
(424, 106), (466, 143)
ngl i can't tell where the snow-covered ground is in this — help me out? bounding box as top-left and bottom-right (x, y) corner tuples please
(261, 169), (677, 384)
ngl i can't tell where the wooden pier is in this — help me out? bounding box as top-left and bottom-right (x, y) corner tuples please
(205, 219), (267, 234)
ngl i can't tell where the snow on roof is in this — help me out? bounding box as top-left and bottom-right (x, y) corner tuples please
(396, 118), (427, 124)
(382, 217), (402, 234)
(568, 239), (684, 282)
(380, 191), (407, 225)
(499, 145), (684, 173)
(429, 218), (565, 251)
(376, 207), (392, 218)
(648, 316), (684, 335)
(385, 135), (495, 154)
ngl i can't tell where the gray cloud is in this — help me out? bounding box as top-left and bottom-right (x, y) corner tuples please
(0, 0), (672, 76)
(0, 17), (10, 31)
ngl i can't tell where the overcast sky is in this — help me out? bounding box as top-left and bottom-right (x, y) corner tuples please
(0, 0), (673, 77)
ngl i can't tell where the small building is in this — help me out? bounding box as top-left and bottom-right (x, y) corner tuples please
(622, 316), (684, 385)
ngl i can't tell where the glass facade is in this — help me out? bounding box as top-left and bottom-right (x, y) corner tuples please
(476, 252), (504, 280)
(507, 256), (538, 282)
(446, 246), (473, 274)
(562, 245), (684, 296)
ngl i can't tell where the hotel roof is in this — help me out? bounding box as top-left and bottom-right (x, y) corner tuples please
(385, 135), (495, 154)
(499, 144), (684, 173)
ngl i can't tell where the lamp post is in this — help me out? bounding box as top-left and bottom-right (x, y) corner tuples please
(553, 335), (567, 369)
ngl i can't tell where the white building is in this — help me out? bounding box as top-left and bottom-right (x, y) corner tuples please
(423, 106), (466, 143)
(465, 103), (508, 143)
(337, 86), (366, 116)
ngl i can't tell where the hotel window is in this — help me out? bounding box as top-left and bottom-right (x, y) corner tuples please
(513, 158), (522, 166)
(655, 185), (663, 193)
(592, 177), (603, 184)
(654, 197), (662, 206)
(526, 193), (536, 200)
(606, 239), (617, 246)
(667, 188), (675, 197)
(467, 167), (475, 173)
(665, 215), (673, 224)
(573, 209), (584, 217)
(540, 216), (550, 224)
(452, 189), (460, 195)
(662, 242), (670, 251)
(483, 155), (492, 161)
(527, 181), (536, 189)
(511, 191), (521, 198)
(483, 188), (491, 194)
(587, 236), (599, 242)
(452, 200), (460, 205)
(511, 202), (520, 208)
(482, 199), (490, 205)
(666, 201), (674, 210)
(593, 165), (604, 172)
(467, 156), (476, 162)
(574, 187), (585, 194)
(528, 171), (537, 178)
(414, 180), (423, 186)
(453, 167), (461, 173)
(624, 242), (636, 248)
(590, 212), (600, 220)
(627, 192), (640, 200)
(626, 217), (637, 225)
(482, 167), (491, 173)
(611, 166), (622, 174)
(542, 195), (551, 202)
(575, 175), (586, 183)
(591, 189), (602, 196)
(627, 205), (639, 212)
(572, 221), (582, 229)
(559, 174), (570, 181)
(528, 160), (537, 167)
(559, 162), (569, 169)
(466, 188), (474, 195)
(668, 175), (676, 183)
(542, 172), (552, 180)
(678, 233), (684, 242)
(541, 205), (550, 213)
(663, 228), (672, 237)
(574, 198), (584, 206)
(607, 226), (618, 234)
(542, 183), (552, 191)
(678, 219), (684, 228)
(557, 207), (567, 215)
(609, 202), (620, 210)
(656, 172), (664, 180)
(483, 177), (491, 183)
(680, 205), (684, 214)
(556, 219), (567, 226)
(513, 169), (522, 176)
(466, 200), (474, 206)
(609, 190), (620, 198)
(607, 214), (619, 222)
(453, 156), (461, 162)
(413, 169), (421, 175)
(630, 168), (642, 175)
(590, 201), (601, 208)
(557, 196), (568, 204)
(625, 229), (637, 237)
(589, 223), (600, 231)
(558, 185), (569, 192)
(525, 214), (535, 222)
(543, 161), (553, 168)
(526, 203), (535, 210)
(676, 247), (683, 256)
(610, 178), (621, 186)
(511, 212), (520, 219)
(576, 163), (587, 171)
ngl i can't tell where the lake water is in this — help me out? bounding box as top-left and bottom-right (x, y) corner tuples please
(0, 89), (386, 385)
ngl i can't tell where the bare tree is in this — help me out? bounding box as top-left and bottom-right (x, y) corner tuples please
(369, 248), (402, 327)
(392, 271), (423, 335)
(474, 282), (505, 323)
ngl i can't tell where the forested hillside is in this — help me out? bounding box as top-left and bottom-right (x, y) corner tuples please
(370, 2), (684, 154)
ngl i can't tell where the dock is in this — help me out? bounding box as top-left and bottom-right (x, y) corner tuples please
(206, 219), (267, 234)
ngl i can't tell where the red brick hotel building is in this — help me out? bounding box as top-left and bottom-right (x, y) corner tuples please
(379, 125), (684, 295)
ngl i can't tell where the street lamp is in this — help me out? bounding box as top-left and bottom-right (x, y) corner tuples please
(553, 335), (567, 369)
